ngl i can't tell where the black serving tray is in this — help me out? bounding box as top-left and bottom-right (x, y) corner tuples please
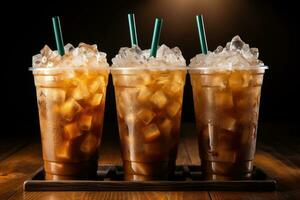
(23, 165), (277, 191)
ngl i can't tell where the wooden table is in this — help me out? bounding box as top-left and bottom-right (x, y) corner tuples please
(1, 123), (299, 200)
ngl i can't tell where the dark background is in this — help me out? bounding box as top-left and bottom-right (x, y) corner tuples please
(3, 0), (299, 138)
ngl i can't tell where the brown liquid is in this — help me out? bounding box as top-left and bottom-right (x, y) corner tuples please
(112, 69), (186, 180)
(190, 70), (265, 180)
(33, 68), (108, 180)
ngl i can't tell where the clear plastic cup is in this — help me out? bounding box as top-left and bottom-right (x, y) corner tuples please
(31, 67), (109, 180)
(111, 66), (186, 180)
(189, 66), (267, 180)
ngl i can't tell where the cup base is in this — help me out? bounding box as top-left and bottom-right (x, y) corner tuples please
(123, 160), (171, 180)
(44, 160), (98, 180)
(201, 160), (253, 180)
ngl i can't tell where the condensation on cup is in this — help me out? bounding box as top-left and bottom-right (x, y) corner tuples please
(111, 45), (187, 180)
(31, 43), (109, 180)
(189, 36), (268, 180)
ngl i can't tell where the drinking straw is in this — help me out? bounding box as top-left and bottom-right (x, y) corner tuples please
(196, 15), (208, 54)
(128, 13), (138, 46)
(52, 16), (65, 56)
(150, 18), (163, 57)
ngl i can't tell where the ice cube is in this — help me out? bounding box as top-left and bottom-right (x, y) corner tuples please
(88, 76), (105, 93)
(137, 86), (152, 102)
(219, 116), (236, 132)
(156, 74), (170, 85)
(96, 52), (108, 63)
(214, 46), (223, 54)
(89, 93), (103, 106)
(137, 109), (155, 125)
(64, 43), (75, 53)
(235, 87), (260, 109)
(112, 46), (144, 67)
(71, 52), (87, 66)
(60, 98), (82, 121)
(137, 73), (152, 85)
(214, 91), (233, 109)
(78, 115), (93, 131)
(72, 82), (89, 100)
(80, 134), (99, 154)
(167, 101), (181, 117)
(56, 141), (72, 159)
(218, 129), (238, 150)
(151, 91), (168, 109)
(172, 72), (184, 84)
(32, 54), (42, 67)
(78, 43), (98, 58)
(214, 149), (237, 163)
(228, 73), (250, 90)
(159, 118), (173, 136)
(235, 97), (249, 110)
(143, 124), (161, 143)
(64, 122), (82, 140)
(43, 88), (66, 104)
(250, 48), (259, 59)
(229, 35), (245, 51)
(168, 84), (181, 95)
(202, 75), (227, 88)
(40, 45), (52, 57)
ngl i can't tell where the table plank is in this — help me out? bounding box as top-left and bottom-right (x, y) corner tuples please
(4, 123), (300, 200)
(209, 191), (284, 200)
(0, 138), (28, 161)
(5, 124), (211, 200)
(0, 142), (43, 200)
(10, 191), (211, 200)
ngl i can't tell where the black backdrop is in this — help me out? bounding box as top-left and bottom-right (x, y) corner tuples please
(2, 0), (299, 138)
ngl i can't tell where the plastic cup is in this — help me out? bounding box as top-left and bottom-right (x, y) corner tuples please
(189, 66), (267, 180)
(31, 67), (109, 180)
(111, 66), (186, 180)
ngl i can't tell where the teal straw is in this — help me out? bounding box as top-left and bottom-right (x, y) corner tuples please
(52, 16), (65, 56)
(150, 18), (163, 57)
(196, 15), (208, 54)
(128, 13), (138, 46)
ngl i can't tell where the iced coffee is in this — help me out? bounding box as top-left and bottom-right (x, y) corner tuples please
(189, 36), (267, 180)
(31, 43), (109, 180)
(111, 45), (186, 180)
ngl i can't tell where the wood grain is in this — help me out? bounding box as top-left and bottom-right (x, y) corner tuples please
(0, 137), (28, 161)
(0, 142), (43, 200)
(2, 123), (300, 200)
(9, 191), (211, 200)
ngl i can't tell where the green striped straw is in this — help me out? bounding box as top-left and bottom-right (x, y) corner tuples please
(150, 18), (163, 57)
(52, 16), (65, 56)
(128, 13), (138, 46)
(196, 15), (208, 54)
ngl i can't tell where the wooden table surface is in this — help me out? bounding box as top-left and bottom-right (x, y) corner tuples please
(0, 123), (299, 200)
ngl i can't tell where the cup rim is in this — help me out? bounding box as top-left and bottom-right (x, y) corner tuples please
(188, 65), (268, 74)
(29, 66), (110, 71)
(110, 66), (187, 71)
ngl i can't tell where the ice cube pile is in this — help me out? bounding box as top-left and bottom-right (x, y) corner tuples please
(112, 44), (186, 67)
(33, 43), (108, 68)
(190, 36), (264, 69)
